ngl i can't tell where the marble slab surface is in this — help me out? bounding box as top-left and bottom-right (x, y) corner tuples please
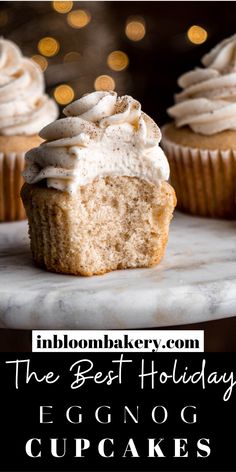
(0, 212), (236, 329)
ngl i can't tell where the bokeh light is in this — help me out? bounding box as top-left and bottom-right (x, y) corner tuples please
(54, 84), (75, 105)
(125, 18), (146, 41)
(67, 9), (91, 28)
(107, 50), (129, 71)
(94, 75), (115, 91)
(0, 11), (8, 27)
(52, 1), (73, 13)
(187, 25), (208, 45)
(38, 37), (60, 57)
(63, 51), (81, 63)
(31, 55), (48, 72)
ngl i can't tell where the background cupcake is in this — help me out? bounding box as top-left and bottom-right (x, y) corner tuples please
(0, 38), (58, 222)
(162, 34), (236, 219)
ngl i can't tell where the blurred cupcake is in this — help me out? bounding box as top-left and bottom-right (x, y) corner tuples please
(0, 38), (58, 222)
(21, 91), (176, 276)
(162, 34), (236, 219)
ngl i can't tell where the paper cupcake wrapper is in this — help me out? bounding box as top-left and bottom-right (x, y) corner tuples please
(162, 136), (236, 218)
(0, 151), (26, 222)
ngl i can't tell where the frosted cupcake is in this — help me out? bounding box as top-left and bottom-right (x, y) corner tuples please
(0, 38), (58, 221)
(162, 34), (236, 219)
(21, 91), (176, 276)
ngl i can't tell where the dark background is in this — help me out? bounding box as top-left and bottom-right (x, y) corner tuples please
(1, 1), (236, 124)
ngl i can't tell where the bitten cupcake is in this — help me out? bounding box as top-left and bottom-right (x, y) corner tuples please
(162, 34), (236, 219)
(0, 38), (58, 222)
(21, 91), (176, 276)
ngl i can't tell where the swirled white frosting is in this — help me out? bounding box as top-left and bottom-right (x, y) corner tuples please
(23, 91), (170, 193)
(168, 34), (236, 135)
(0, 38), (58, 135)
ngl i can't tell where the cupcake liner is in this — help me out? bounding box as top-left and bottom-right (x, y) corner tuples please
(0, 151), (26, 222)
(162, 135), (236, 218)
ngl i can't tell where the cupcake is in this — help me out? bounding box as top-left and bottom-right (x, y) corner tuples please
(0, 38), (58, 222)
(162, 34), (236, 219)
(21, 91), (176, 276)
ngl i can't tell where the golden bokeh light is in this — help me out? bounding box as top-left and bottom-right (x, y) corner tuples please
(0, 11), (8, 27)
(31, 55), (48, 72)
(63, 51), (81, 63)
(187, 25), (208, 45)
(38, 37), (60, 57)
(125, 19), (146, 41)
(67, 9), (91, 29)
(107, 50), (129, 71)
(52, 1), (73, 13)
(54, 84), (75, 105)
(94, 75), (115, 92)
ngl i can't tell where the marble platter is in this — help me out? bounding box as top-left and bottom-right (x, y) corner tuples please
(0, 212), (236, 330)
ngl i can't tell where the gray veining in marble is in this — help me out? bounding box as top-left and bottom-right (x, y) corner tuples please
(0, 212), (236, 329)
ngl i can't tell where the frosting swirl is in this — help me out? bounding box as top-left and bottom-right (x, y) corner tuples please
(23, 91), (169, 193)
(168, 34), (236, 135)
(0, 38), (58, 135)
